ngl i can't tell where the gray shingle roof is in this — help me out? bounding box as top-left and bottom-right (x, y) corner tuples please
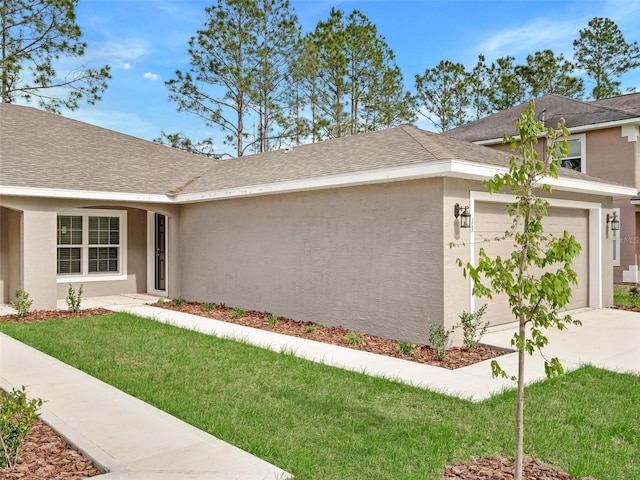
(445, 94), (640, 143)
(0, 103), (210, 195)
(1, 103), (624, 198)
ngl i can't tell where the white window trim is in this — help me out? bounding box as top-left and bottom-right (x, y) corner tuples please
(56, 209), (128, 283)
(563, 133), (587, 174)
(612, 207), (620, 267)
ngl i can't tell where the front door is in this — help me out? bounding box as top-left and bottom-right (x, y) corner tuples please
(155, 213), (166, 291)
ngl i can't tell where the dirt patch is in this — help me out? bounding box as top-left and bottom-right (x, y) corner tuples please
(155, 301), (508, 369)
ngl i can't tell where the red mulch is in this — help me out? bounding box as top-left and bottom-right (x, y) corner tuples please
(0, 420), (102, 479)
(444, 455), (596, 480)
(155, 301), (509, 369)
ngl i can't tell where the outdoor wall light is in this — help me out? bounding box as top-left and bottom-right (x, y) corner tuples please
(454, 203), (472, 229)
(606, 212), (620, 231)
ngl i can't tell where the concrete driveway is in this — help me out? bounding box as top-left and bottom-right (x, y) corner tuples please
(482, 307), (640, 376)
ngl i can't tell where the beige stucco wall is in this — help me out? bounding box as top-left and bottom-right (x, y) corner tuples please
(178, 179), (445, 344)
(0, 207), (23, 303)
(586, 127), (637, 187)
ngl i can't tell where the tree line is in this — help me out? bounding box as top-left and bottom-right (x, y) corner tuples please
(2, 0), (639, 157)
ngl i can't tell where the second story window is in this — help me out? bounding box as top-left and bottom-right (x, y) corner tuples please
(558, 134), (586, 173)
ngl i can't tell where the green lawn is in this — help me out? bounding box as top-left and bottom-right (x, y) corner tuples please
(1, 313), (638, 480)
(613, 284), (640, 307)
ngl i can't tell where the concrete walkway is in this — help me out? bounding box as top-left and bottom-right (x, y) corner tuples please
(1, 296), (639, 479)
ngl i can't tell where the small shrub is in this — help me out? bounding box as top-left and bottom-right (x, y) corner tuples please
(156, 298), (165, 304)
(230, 308), (244, 319)
(629, 286), (640, 306)
(172, 297), (185, 307)
(344, 331), (361, 346)
(66, 284), (83, 313)
(397, 341), (414, 355)
(303, 325), (316, 334)
(204, 302), (215, 311)
(11, 289), (33, 318)
(0, 386), (43, 469)
(266, 313), (278, 326)
(458, 304), (489, 352)
(428, 322), (456, 360)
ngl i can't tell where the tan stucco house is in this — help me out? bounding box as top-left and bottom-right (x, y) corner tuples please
(1, 104), (634, 343)
(447, 93), (640, 285)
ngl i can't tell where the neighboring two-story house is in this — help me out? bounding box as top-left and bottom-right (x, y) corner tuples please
(446, 93), (640, 284)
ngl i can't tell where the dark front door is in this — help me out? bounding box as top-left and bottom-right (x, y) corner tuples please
(155, 213), (166, 291)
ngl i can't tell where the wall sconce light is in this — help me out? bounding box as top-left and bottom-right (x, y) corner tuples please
(454, 203), (472, 229)
(606, 212), (620, 231)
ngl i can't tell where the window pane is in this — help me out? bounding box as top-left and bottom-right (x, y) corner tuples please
(567, 138), (581, 157)
(89, 247), (119, 273)
(57, 247), (81, 274)
(89, 216), (119, 246)
(58, 216), (82, 245)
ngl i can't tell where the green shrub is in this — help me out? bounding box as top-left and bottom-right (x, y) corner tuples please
(458, 304), (489, 352)
(428, 322), (456, 360)
(11, 290), (33, 318)
(66, 284), (83, 313)
(0, 386), (43, 469)
(629, 286), (640, 306)
(203, 302), (215, 311)
(230, 308), (245, 319)
(303, 325), (316, 334)
(344, 331), (361, 346)
(266, 313), (278, 326)
(172, 297), (185, 307)
(397, 341), (414, 355)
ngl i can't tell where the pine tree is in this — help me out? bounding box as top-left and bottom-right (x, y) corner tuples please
(0, 0), (110, 112)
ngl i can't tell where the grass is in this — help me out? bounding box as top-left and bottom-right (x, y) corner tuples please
(1, 313), (638, 480)
(613, 284), (639, 307)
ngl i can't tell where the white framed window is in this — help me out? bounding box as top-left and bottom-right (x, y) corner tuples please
(612, 207), (620, 267)
(57, 209), (127, 282)
(558, 133), (586, 173)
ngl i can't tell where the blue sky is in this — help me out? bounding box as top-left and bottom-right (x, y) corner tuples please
(52, 0), (640, 153)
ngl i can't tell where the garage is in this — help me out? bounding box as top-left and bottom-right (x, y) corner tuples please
(473, 201), (590, 327)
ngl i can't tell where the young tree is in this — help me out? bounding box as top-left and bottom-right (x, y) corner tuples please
(414, 60), (469, 132)
(573, 17), (640, 99)
(457, 102), (582, 480)
(0, 0), (110, 112)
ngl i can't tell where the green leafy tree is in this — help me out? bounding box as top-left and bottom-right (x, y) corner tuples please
(485, 56), (527, 111)
(154, 132), (221, 159)
(166, 0), (259, 158)
(0, 0), (110, 112)
(457, 101), (582, 480)
(519, 49), (584, 99)
(414, 60), (469, 132)
(249, 0), (300, 152)
(366, 64), (416, 130)
(573, 17), (640, 99)
(468, 54), (492, 121)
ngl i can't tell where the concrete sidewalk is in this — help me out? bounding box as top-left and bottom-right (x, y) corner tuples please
(1, 296), (638, 479)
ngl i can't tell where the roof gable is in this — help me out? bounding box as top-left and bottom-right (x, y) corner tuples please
(445, 94), (640, 143)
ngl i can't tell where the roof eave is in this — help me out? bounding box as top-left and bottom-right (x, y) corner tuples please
(474, 117), (640, 145)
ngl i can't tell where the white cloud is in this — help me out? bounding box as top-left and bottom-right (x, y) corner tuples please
(123, 63), (131, 70)
(143, 72), (160, 81)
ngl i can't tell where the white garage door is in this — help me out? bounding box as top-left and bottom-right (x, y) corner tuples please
(473, 202), (589, 327)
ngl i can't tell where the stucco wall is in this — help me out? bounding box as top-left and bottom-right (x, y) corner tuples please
(178, 179), (444, 344)
(0, 207), (23, 303)
(586, 127), (637, 187)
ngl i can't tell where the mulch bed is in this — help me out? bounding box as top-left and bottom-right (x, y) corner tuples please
(155, 301), (508, 369)
(0, 420), (102, 479)
(444, 456), (596, 480)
